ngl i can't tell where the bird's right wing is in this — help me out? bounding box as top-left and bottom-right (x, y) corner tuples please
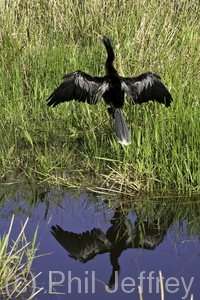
(121, 72), (173, 107)
(47, 71), (108, 107)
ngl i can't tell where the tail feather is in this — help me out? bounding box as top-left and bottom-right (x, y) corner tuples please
(114, 109), (131, 145)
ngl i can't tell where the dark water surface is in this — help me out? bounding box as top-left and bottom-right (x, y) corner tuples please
(0, 183), (200, 299)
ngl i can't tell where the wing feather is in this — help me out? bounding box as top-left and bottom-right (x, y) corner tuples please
(47, 71), (108, 107)
(121, 72), (173, 107)
(51, 226), (112, 263)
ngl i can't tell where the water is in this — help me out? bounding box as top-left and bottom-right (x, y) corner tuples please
(0, 183), (199, 299)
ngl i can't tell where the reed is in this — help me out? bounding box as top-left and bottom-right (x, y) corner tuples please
(0, 216), (43, 298)
(0, 0), (199, 193)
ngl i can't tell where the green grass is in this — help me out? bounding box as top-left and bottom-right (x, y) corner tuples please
(0, 0), (199, 193)
(0, 216), (43, 298)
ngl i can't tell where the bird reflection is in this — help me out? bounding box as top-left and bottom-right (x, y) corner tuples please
(51, 227), (112, 263)
(51, 208), (173, 289)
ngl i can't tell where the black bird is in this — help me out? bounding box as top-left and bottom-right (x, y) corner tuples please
(47, 34), (173, 145)
(51, 209), (174, 289)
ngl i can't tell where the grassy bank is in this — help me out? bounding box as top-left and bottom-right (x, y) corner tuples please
(0, 0), (199, 193)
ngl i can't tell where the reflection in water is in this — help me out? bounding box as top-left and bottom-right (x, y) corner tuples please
(51, 206), (174, 289)
(0, 183), (200, 298)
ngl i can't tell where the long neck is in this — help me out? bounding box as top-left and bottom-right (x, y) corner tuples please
(103, 39), (117, 75)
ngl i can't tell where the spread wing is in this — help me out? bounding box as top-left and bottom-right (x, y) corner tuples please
(121, 72), (173, 107)
(51, 225), (112, 263)
(47, 71), (109, 107)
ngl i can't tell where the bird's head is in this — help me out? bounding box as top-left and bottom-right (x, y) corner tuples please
(101, 35), (111, 45)
(93, 31), (115, 72)
(94, 31), (110, 43)
(94, 31), (112, 51)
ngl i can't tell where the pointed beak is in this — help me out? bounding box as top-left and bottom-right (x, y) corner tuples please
(94, 31), (103, 39)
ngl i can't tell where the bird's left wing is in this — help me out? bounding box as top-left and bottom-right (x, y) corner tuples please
(121, 72), (173, 107)
(47, 71), (108, 107)
(51, 225), (112, 263)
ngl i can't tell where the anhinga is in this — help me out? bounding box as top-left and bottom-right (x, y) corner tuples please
(51, 209), (174, 289)
(47, 34), (173, 145)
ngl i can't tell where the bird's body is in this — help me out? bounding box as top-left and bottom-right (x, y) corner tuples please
(103, 76), (124, 109)
(47, 34), (173, 144)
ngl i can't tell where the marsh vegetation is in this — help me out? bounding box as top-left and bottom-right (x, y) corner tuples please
(0, 216), (43, 299)
(0, 0), (199, 193)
